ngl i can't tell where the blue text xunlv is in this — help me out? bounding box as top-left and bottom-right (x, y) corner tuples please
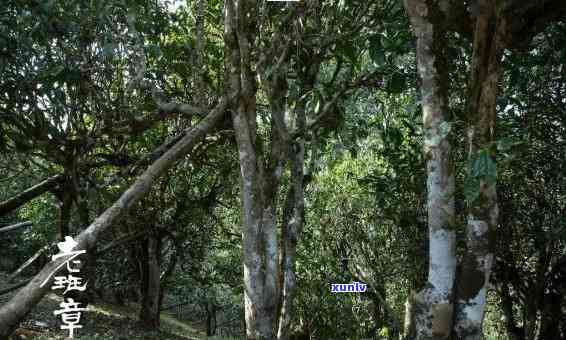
(330, 282), (367, 293)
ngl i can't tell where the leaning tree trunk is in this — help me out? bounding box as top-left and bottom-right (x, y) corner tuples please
(0, 99), (227, 338)
(403, 1), (457, 339)
(453, 1), (504, 338)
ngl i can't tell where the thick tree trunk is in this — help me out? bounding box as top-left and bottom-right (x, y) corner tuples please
(0, 174), (63, 217)
(403, 1), (456, 339)
(139, 231), (161, 330)
(0, 100), (227, 338)
(453, 1), (504, 338)
(224, 1), (281, 338)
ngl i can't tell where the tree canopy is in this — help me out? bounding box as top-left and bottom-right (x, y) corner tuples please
(0, 1), (565, 340)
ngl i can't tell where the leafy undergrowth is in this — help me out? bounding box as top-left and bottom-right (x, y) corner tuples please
(1, 273), (206, 339)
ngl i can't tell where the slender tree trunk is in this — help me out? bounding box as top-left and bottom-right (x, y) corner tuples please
(499, 283), (524, 340)
(159, 235), (178, 310)
(404, 291), (417, 339)
(523, 301), (538, 340)
(453, 2), (505, 338)
(277, 90), (306, 340)
(139, 239), (149, 307)
(206, 301), (217, 336)
(276, 148), (304, 340)
(8, 243), (55, 282)
(194, 0), (206, 108)
(403, 1), (456, 339)
(140, 231), (161, 330)
(0, 99), (227, 338)
(366, 289), (400, 340)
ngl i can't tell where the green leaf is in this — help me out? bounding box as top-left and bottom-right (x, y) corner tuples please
(102, 43), (115, 58)
(145, 44), (161, 58)
(50, 65), (66, 77)
(339, 41), (357, 65)
(496, 137), (514, 152)
(471, 150), (497, 186)
(369, 35), (385, 65)
(388, 72), (406, 94)
(464, 176), (481, 202)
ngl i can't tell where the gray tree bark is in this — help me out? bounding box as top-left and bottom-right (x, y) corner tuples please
(276, 102), (305, 340)
(403, 1), (457, 339)
(224, 1), (284, 338)
(276, 52), (316, 339)
(403, 0), (566, 338)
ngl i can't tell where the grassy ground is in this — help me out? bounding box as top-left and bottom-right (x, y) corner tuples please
(1, 273), (207, 339)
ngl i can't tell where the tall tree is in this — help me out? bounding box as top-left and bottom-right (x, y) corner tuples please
(224, 1), (385, 337)
(402, 2), (456, 338)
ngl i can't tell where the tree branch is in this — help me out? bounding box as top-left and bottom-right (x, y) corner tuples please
(0, 280), (31, 297)
(95, 231), (148, 256)
(0, 175), (63, 217)
(8, 243), (56, 282)
(0, 221), (33, 234)
(0, 97), (228, 337)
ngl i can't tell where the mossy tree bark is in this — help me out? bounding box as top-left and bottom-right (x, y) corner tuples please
(224, 1), (281, 338)
(453, 1), (505, 338)
(403, 1), (456, 339)
(403, 1), (566, 338)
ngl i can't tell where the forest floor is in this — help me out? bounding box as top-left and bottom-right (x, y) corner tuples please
(0, 273), (206, 339)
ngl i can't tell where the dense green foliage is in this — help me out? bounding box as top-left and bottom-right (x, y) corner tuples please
(0, 1), (565, 339)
